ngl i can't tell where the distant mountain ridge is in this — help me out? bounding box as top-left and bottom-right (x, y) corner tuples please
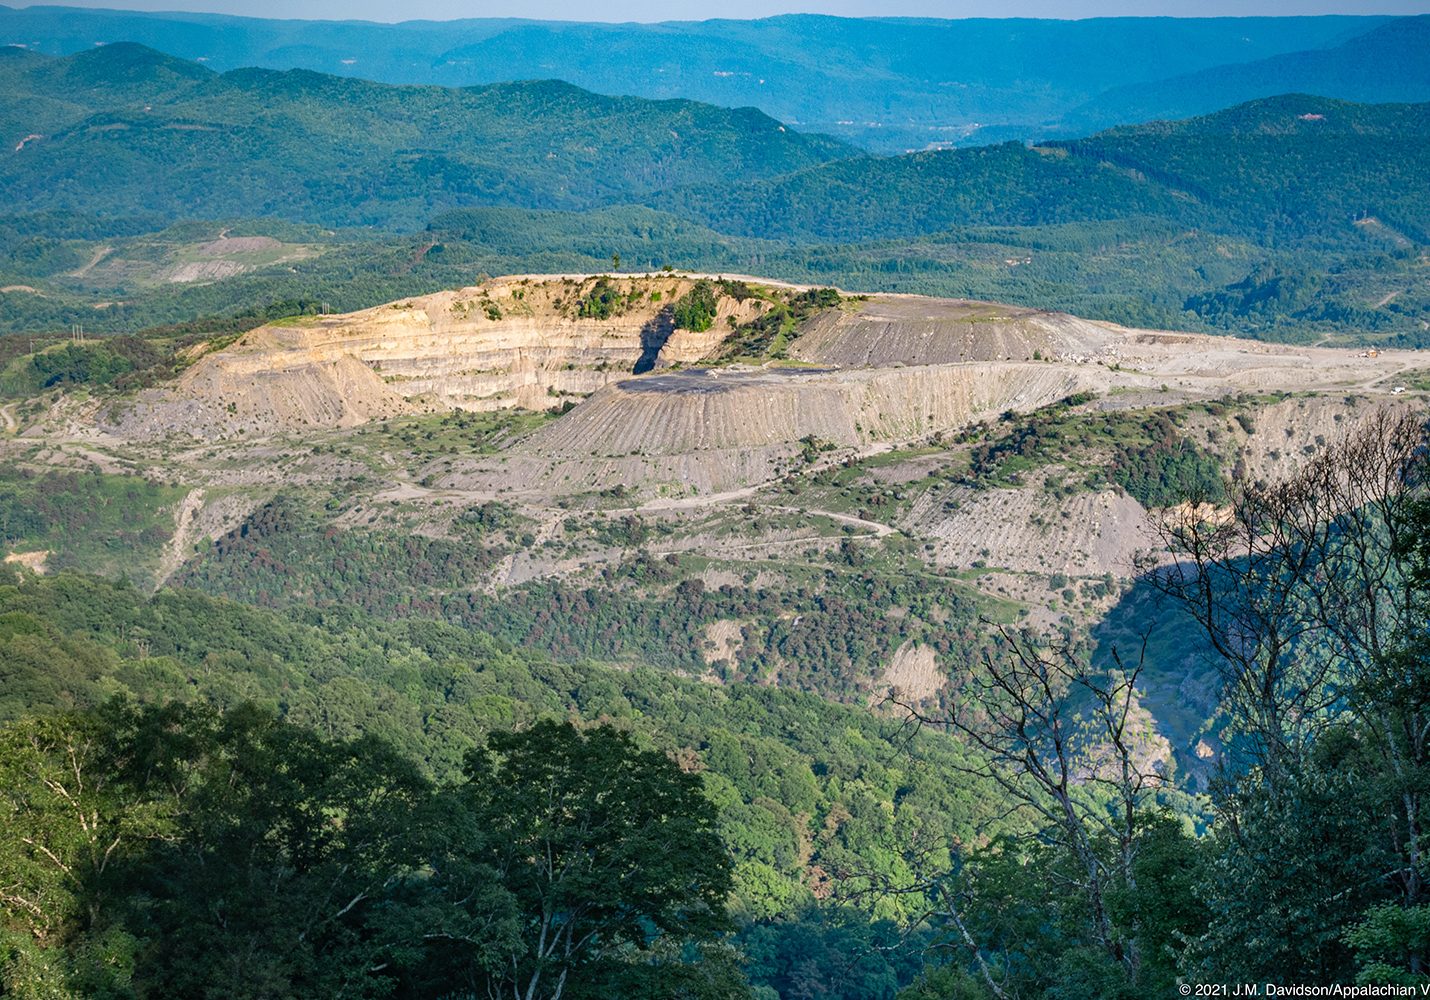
(1063, 14), (1430, 133)
(22, 43), (1429, 244)
(0, 43), (855, 227)
(0, 7), (1413, 150)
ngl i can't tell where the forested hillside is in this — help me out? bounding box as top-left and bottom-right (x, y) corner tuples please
(0, 566), (1008, 998)
(3, 413), (1428, 998)
(0, 43), (854, 226)
(664, 96), (1430, 244)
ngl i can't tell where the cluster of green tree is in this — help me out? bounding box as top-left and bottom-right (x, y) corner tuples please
(0, 565), (1011, 996)
(175, 495), (995, 701)
(0, 466), (184, 582)
(574, 275), (636, 320)
(959, 396), (1230, 504)
(25, 335), (170, 391)
(1186, 263), (1329, 327)
(1108, 431), (1226, 508)
(672, 279), (720, 332)
(178, 494), (511, 615)
(0, 701), (745, 999)
(714, 285), (843, 361)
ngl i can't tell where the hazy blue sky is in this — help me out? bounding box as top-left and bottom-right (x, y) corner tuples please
(21, 0), (1430, 22)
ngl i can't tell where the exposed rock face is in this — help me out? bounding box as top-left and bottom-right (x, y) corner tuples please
(106, 276), (1126, 447)
(104, 355), (411, 440)
(106, 275), (758, 439)
(881, 641), (943, 703)
(903, 480), (1156, 576)
(417, 363), (1091, 495)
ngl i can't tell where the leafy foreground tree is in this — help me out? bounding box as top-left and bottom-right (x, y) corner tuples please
(399, 719), (744, 1000)
(0, 705), (747, 999)
(0, 700), (430, 999)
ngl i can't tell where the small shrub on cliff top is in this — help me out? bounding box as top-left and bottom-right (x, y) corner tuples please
(672, 280), (719, 332)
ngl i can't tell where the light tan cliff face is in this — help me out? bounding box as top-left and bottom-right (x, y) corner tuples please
(107, 275), (760, 439)
(103, 278), (1122, 442)
(215, 275), (748, 405)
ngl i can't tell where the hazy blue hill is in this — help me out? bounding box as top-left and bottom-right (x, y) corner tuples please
(27, 39), (213, 100)
(1064, 15), (1430, 133)
(0, 47), (855, 227)
(0, 43), (49, 76)
(0, 41), (216, 148)
(0, 7), (1391, 150)
(0, 44), (65, 140)
(430, 14), (1385, 119)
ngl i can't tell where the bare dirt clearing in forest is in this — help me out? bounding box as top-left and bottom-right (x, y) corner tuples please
(880, 642), (943, 703)
(3, 550), (49, 574)
(157, 488), (206, 586)
(67, 245), (112, 277)
(195, 235), (283, 255)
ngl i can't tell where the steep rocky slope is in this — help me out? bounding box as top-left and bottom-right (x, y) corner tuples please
(791, 295), (1119, 366)
(482, 363), (1093, 494)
